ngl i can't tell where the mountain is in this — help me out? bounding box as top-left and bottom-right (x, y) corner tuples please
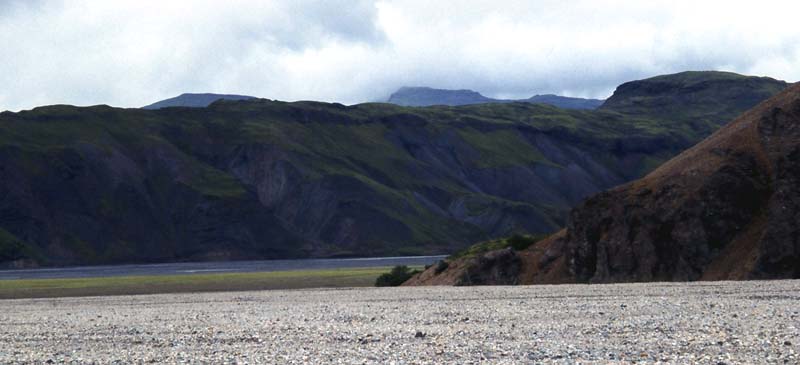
(407, 81), (800, 285)
(601, 71), (788, 132)
(143, 93), (256, 109)
(0, 72), (789, 268)
(387, 86), (604, 109)
(527, 94), (604, 110)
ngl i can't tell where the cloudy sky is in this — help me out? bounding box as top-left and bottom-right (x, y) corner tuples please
(1, 0), (799, 111)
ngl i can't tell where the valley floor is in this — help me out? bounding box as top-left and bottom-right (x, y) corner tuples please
(1, 281), (798, 363)
(0, 267), (396, 299)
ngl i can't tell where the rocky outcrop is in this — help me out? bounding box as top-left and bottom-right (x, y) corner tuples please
(409, 82), (800, 285)
(404, 248), (523, 286)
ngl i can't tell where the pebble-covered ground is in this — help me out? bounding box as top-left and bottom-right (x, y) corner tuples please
(1, 280), (798, 364)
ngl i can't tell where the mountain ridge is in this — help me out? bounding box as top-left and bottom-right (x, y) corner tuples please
(387, 86), (604, 109)
(0, 71), (790, 268)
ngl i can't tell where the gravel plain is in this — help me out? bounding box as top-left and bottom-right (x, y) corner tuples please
(1, 280), (798, 364)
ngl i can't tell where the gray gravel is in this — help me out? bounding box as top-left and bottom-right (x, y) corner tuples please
(1, 280), (799, 364)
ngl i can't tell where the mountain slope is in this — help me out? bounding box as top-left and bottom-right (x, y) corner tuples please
(0, 102), (659, 268)
(565, 81), (800, 282)
(408, 81), (800, 285)
(143, 93), (255, 109)
(0, 72), (789, 268)
(387, 87), (604, 109)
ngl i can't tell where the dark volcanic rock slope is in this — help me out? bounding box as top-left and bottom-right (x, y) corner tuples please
(409, 82), (800, 285)
(0, 72), (789, 267)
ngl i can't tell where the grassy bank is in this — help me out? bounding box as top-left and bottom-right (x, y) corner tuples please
(0, 266), (403, 299)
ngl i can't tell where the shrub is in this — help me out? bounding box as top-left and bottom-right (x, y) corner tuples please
(448, 233), (548, 260)
(375, 265), (420, 287)
(433, 260), (449, 274)
(507, 234), (538, 251)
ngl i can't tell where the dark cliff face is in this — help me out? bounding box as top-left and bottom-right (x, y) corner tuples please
(409, 81), (800, 286)
(0, 72), (790, 267)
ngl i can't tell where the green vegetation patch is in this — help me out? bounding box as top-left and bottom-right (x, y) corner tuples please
(449, 233), (547, 260)
(185, 165), (248, 198)
(457, 127), (550, 168)
(374, 265), (421, 287)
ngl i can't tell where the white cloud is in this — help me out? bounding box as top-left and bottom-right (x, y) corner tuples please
(0, 0), (799, 111)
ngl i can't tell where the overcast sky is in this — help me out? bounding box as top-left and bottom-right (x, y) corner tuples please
(1, 0), (799, 111)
